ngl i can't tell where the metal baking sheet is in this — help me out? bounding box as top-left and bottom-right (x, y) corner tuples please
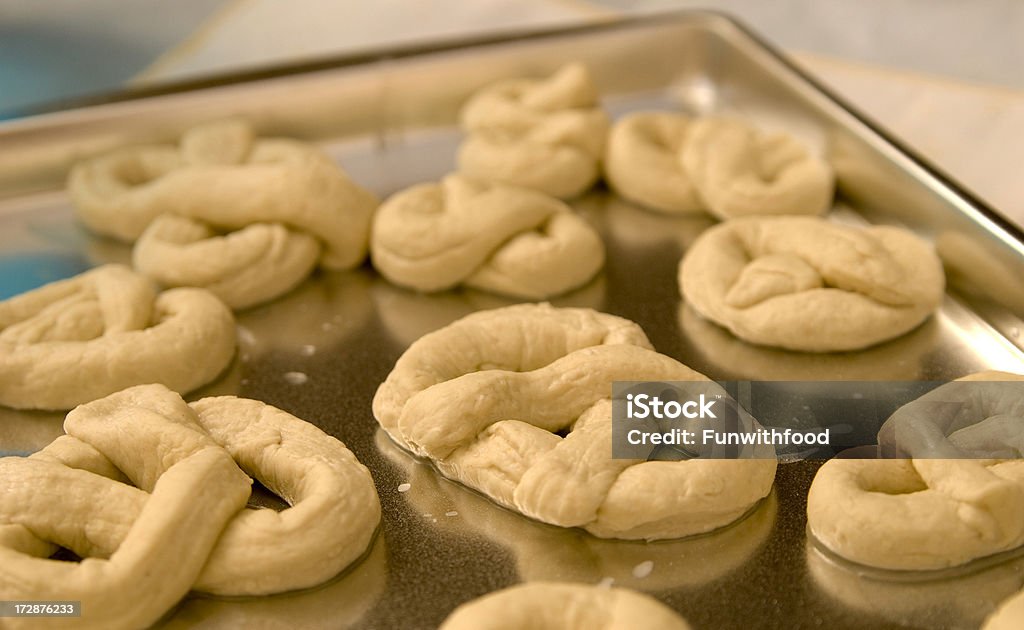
(3, 11), (1024, 630)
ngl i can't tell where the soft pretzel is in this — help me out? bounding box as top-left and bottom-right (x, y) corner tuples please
(0, 264), (235, 410)
(680, 117), (833, 218)
(69, 120), (378, 308)
(373, 303), (776, 540)
(457, 64), (609, 199)
(877, 371), (1024, 458)
(371, 174), (604, 299)
(678, 216), (945, 352)
(807, 372), (1024, 571)
(0, 385), (250, 630)
(133, 214), (320, 310)
(0, 384), (380, 629)
(439, 582), (691, 630)
(603, 112), (702, 214)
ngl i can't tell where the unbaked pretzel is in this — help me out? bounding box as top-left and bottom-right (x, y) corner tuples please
(0, 385), (250, 630)
(678, 216), (945, 352)
(69, 120), (378, 309)
(0, 264), (235, 410)
(878, 371), (1024, 458)
(0, 384), (380, 629)
(371, 174), (604, 299)
(438, 582), (691, 630)
(986, 590), (1024, 630)
(679, 116), (833, 218)
(807, 372), (1024, 571)
(603, 112), (702, 214)
(373, 303), (776, 540)
(457, 64), (609, 199)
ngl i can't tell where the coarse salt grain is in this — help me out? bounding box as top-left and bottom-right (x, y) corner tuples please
(283, 371), (308, 385)
(632, 560), (654, 579)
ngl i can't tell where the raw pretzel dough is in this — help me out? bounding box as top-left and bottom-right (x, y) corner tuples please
(680, 117), (833, 218)
(0, 384), (380, 628)
(808, 372), (1024, 570)
(878, 371), (1024, 458)
(133, 214), (320, 310)
(439, 582), (691, 630)
(0, 385), (251, 630)
(678, 216), (945, 351)
(69, 120), (378, 309)
(603, 112), (702, 214)
(457, 64), (609, 199)
(373, 303), (776, 540)
(371, 174), (604, 299)
(0, 264), (235, 410)
(986, 591), (1024, 630)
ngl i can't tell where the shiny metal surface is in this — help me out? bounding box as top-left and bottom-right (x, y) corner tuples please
(3, 12), (1024, 630)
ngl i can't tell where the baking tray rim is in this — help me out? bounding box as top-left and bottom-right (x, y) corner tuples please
(4, 9), (1022, 259)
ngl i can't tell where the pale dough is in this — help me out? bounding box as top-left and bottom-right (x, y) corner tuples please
(985, 590), (1024, 630)
(0, 264), (235, 410)
(807, 372), (1024, 571)
(603, 111), (702, 214)
(371, 174), (604, 299)
(878, 371), (1024, 458)
(0, 385), (251, 630)
(69, 120), (378, 309)
(457, 64), (609, 199)
(0, 384), (381, 628)
(680, 116), (834, 218)
(134, 214), (320, 310)
(438, 582), (691, 630)
(373, 303), (776, 540)
(678, 216), (945, 351)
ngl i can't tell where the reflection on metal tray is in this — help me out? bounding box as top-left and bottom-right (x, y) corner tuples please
(3, 11), (1024, 630)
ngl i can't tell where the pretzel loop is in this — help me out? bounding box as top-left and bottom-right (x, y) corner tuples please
(0, 384), (380, 628)
(69, 121), (378, 309)
(680, 117), (834, 219)
(374, 303), (775, 540)
(371, 175), (604, 299)
(809, 372), (1024, 571)
(0, 385), (251, 630)
(679, 216), (945, 351)
(457, 64), (609, 199)
(0, 265), (235, 410)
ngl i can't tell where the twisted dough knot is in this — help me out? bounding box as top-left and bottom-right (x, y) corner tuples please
(680, 117), (834, 218)
(0, 384), (380, 630)
(878, 371), (1024, 458)
(0, 264), (235, 410)
(373, 303), (775, 540)
(679, 216), (945, 352)
(371, 174), (604, 299)
(439, 582), (691, 630)
(69, 120), (378, 309)
(604, 112), (703, 214)
(457, 63), (610, 199)
(808, 372), (1024, 571)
